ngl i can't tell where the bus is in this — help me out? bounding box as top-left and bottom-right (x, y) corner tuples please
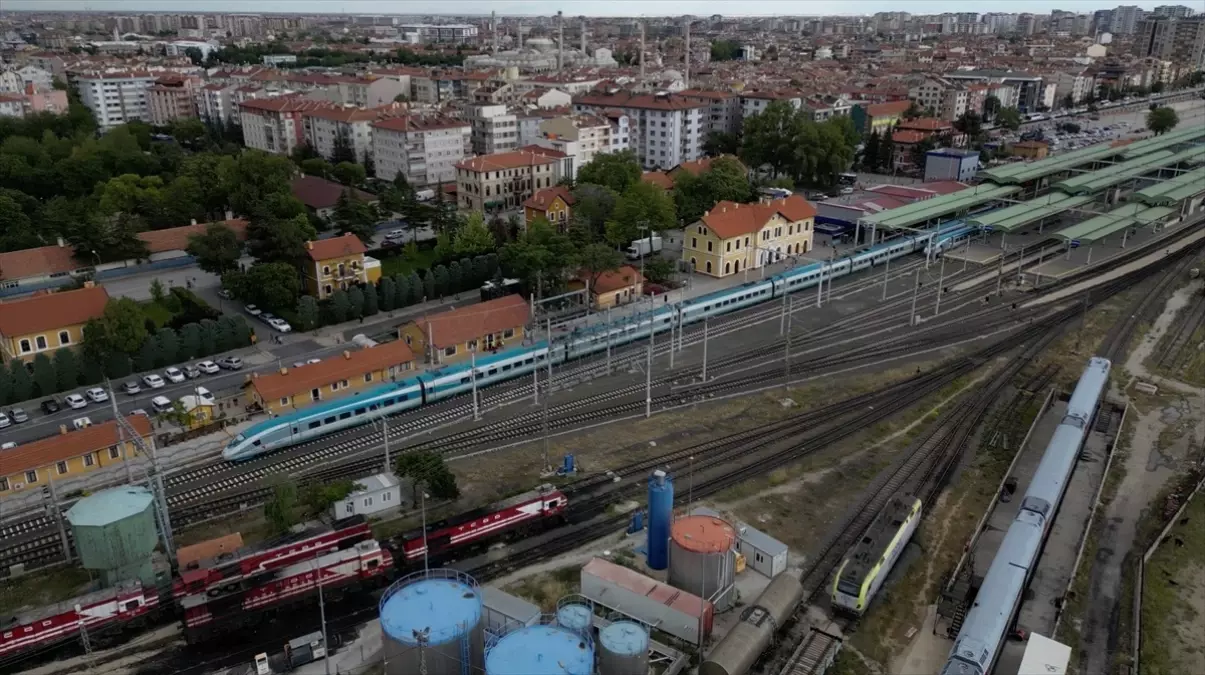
(838, 172), (858, 186)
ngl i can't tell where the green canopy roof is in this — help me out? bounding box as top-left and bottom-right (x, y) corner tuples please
(860, 183), (1020, 229)
(1056, 203), (1177, 243)
(1119, 125), (1205, 159)
(967, 192), (1093, 233)
(1133, 166), (1205, 206)
(1054, 146), (1205, 195)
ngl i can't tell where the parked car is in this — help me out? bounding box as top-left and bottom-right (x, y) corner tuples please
(218, 288), (232, 299)
(143, 374), (166, 389)
(193, 386), (216, 405)
(1, 442), (16, 450)
(164, 367), (186, 383)
(151, 396), (173, 414)
(8, 408), (28, 423)
(244, 304), (262, 317)
(184, 365), (202, 379)
(0, 412), (10, 429)
(72, 416), (92, 430)
(85, 387), (109, 403)
(196, 360), (220, 374)
(41, 398), (61, 414)
(306, 358), (321, 365)
(217, 356), (243, 370)
(64, 393), (87, 409)
(131, 409), (149, 417)
(260, 312), (278, 324)
(123, 381), (142, 395)
(268, 317), (292, 333)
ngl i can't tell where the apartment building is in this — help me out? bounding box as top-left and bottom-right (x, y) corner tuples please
(412, 71), (489, 103)
(532, 113), (629, 180)
(147, 74), (199, 126)
(239, 96), (332, 156)
(738, 90), (803, 122)
(372, 115), (471, 187)
(0, 86), (68, 118)
(571, 90), (707, 170)
(75, 70), (157, 131)
(681, 89), (742, 137)
(1135, 16), (1205, 69)
(301, 102), (405, 164)
(313, 75), (408, 108)
(398, 23), (479, 43)
(0, 65), (54, 93)
(455, 150), (560, 212)
(909, 77), (951, 115)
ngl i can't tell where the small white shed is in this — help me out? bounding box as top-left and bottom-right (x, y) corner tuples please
(331, 473), (403, 519)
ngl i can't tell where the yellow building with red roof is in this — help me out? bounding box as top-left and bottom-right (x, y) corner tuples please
(0, 283), (109, 363)
(681, 195), (816, 278)
(0, 415), (154, 494)
(302, 233), (381, 300)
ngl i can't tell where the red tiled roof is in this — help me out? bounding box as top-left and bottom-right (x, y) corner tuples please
(669, 155), (745, 177)
(518, 144), (568, 159)
(250, 341), (415, 402)
(371, 115), (469, 133)
(305, 233), (366, 262)
(866, 100), (911, 117)
(303, 102), (406, 124)
(641, 171), (674, 189)
(239, 96), (331, 113)
(138, 219), (248, 255)
(290, 176), (377, 210)
(455, 150), (559, 173)
(1, 415), (153, 478)
(412, 294), (529, 349)
(573, 90), (707, 112)
(588, 265), (644, 295)
(523, 186), (576, 211)
(898, 117), (951, 132)
(0, 244), (81, 281)
(892, 130), (928, 144)
(700, 195), (817, 240)
(0, 285), (109, 337)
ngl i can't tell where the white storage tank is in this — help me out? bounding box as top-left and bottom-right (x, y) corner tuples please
(598, 617), (649, 675)
(669, 515), (737, 610)
(485, 615), (594, 675)
(380, 569), (485, 675)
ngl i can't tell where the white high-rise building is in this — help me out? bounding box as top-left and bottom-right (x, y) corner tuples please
(371, 115), (471, 187)
(75, 71), (157, 131)
(571, 90), (706, 170)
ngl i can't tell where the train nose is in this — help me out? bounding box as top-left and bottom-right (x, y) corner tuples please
(221, 445), (239, 461)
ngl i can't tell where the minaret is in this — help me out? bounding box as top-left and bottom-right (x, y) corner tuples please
(517, 19), (524, 49)
(557, 11), (565, 72)
(491, 10), (498, 54)
(580, 17), (587, 54)
(639, 21), (646, 83)
(684, 18), (691, 89)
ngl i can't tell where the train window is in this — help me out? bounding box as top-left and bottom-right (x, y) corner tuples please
(292, 427), (298, 434)
(488, 369), (497, 376)
(369, 404), (378, 411)
(400, 393), (409, 401)
(502, 364), (512, 371)
(460, 377), (470, 385)
(125, 600), (139, 611)
(252, 440), (261, 447)
(339, 412), (351, 420)
(382, 398), (394, 407)
(309, 421), (321, 430)
(367, 559), (379, 569)
(354, 407), (366, 415)
(547, 499), (559, 508)
(324, 417), (336, 424)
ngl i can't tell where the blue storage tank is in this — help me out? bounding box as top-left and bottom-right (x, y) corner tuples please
(647, 470), (674, 570)
(380, 569), (485, 675)
(555, 595), (594, 636)
(485, 616), (594, 675)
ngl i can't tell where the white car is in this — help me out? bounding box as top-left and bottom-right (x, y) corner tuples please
(244, 304), (262, 317)
(85, 387), (109, 403)
(143, 374), (166, 389)
(1, 441), (16, 450)
(164, 367), (186, 383)
(64, 393), (88, 409)
(0, 412), (10, 429)
(196, 360), (220, 374)
(306, 358), (321, 365)
(268, 317), (292, 333)
(193, 386), (216, 405)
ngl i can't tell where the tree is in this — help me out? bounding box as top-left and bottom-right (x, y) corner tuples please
(0, 367), (12, 405)
(348, 286), (365, 319)
(198, 319), (219, 355)
(452, 212), (496, 256)
(300, 157), (333, 179)
(710, 39), (741, 61)
(394, 450), (460, 501)
(499, 218), (576, 295)
(362, 282), (379, 316)
(674, 156), (753, 223)
(330, 289), (350, 323)
(861, 131), (881, 171)
(300, 480), (364, 518)
(1146, 106), (1179, 135)
(332, 161), (366, 187)
(878, 134), (895, 172)
(331, 189), (378, 244)
(246, 213), (317, 265)
(576, 243), (625, 288)
(103, 297), (149, 355)
(576, 150), (642, 193)
(433, 264), (450, 297)
(296, 295), (320, 331)
(134, 337), (158, 372)
(378, 277), (396, 312)
(448, 260), (464, 293)
(741, 100), (803, 178)
(571, 184), (619, 240)
(406, 271), (423, 304)
(953, 111), (984, 141)
(1151, 81), (1165, 94)
(996, 107), (1023, 131)
(612, 180), (677, 243)
(179, 323), (202, 360)
(902, 101), (925, 119)
(186, 223), (243, 275)
(395, 274), (413, 307)
(330, 130), (357, 164)
(264, 477), (300, 534)
(32, 353), (57, 397)
(9, 359), (32, 402)
(983, 95), (1001, 121)
(156, 327), (180, 367)
(423, 269), (436, 300)
(225, 262), (301, 311)
(703, 131), (741, 156)
(1061, 93), (1075, 110)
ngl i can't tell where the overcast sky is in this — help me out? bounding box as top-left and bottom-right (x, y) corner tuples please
(0, 0), (1178, 17)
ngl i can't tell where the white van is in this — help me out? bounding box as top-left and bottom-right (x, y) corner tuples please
(151, 396), (173, 414)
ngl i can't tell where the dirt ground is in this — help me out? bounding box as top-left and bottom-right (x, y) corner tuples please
(1140, 491), (1205, 675)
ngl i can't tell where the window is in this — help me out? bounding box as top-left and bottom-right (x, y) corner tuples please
(58, 331), (71, 346)
(383, 491), (392, 502)
(735, 239), (741, 249)
(35, 336), (47, 350)
(364, 372), (373, 383)
(109, 446), (120, 459)
(311, 388), (321, 401)
(725, 262), (731, 275)
(404, 334), (412, 345)
(340, 379), (349, 388)
(503, 328), (515, 339)
(19, 339), (31, 353)
(707, 241), (713, 252)
(444, 345), (457, 356)
(0, 478), (7, 491)
(84, 454), (95, 467)
(324, 284), (333, 295)
(280, 397), (290, 406)
(25, 470), (37, 484)
(706, 261), (713, 274)
(691, 237), (697, 248)
(56, 462), (68, 475)
(363, 497), (373, 507)
(726, 241), (732, 252)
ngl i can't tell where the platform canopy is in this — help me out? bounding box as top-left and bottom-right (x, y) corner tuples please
(968, 192), (1093, 233)
(859, 183), (1020, 230)
(1133, 165), (1205, 206)
(1055, 203), (1176, 243)
(978, 144), (1121, 185)
(1119, 124), (1205, 159)
(1055, 146), (1205, 195)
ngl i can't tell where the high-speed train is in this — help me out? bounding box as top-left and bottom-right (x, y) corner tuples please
(223, 220), (975, 462)
(941, 357), (1111, 675)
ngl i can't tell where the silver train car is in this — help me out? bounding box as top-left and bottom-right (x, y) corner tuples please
(940, 357), (1111, 675)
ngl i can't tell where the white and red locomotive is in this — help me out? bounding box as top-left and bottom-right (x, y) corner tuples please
(0, 581), (160, 663)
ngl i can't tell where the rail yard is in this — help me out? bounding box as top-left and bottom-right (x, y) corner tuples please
(3, 109), (1205, 675)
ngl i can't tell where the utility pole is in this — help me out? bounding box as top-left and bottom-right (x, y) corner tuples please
(909, 269), (921, 326)
(542, 320), (552, 473)
(881, 253), (891, 301)
(1074, 293), (1090, 353)
(996, 249), (1005, 296)
(46, 480), (71, 562)
(471, 350), (479, 421)
(962, 236), (970, 272)
(779, 289), (788, 335)
(316, 553), (332, 675)
(108, 379), (174, 562)
(701, 317), (709, 382)
(645, 320), (654, 419)
(816, 265), (824, 307)
(935, 254), (947, 316)
(75, 605), (95, 671)
(669, 321), (675, 369)
(421, 491), (430, 572)
(381, 416), (391, 474)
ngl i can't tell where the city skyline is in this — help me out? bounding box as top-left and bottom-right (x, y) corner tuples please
(0, 0), (1187, 17)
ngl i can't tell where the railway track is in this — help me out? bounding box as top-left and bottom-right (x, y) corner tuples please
(1153, 278), (1205, 374)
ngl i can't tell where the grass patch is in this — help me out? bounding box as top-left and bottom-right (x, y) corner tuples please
(1139, 489), (1205, 675)
(501, 565), (580, 612)
(140, 300), (176, 328)
(0, 566), (95, 616)
(380, 248), (438, 278)
(173, 508), (278, 549)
